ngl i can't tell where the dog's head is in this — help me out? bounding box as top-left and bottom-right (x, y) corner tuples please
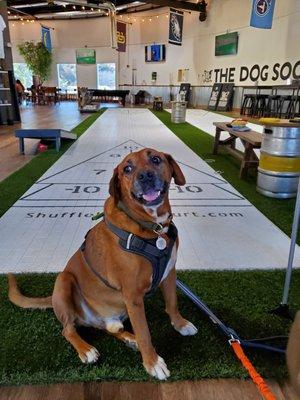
(109, 148), (185, 208)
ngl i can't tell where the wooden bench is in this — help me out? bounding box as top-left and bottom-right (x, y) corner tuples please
(212, 122), (262, 179)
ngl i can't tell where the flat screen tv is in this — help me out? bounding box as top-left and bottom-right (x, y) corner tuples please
(145, 44), (166, 62)
(215, 32), (238, 56)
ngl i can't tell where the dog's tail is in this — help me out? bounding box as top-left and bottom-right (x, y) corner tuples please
(287, 311), (300, 396)
(8, 274), (53, 309)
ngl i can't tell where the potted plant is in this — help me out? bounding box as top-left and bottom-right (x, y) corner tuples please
(18, 41), (52, 85)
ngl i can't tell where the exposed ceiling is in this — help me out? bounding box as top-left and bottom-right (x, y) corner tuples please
(7, 0), (202, 20)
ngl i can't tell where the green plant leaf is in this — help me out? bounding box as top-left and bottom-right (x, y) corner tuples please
(18, 41), (52, 84)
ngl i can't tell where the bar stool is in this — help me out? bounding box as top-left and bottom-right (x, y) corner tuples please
(241, 94), (256, 116)
(279, 95), (295, 119)
(253, 94), (269, 117)
(263, 95), (281, 117)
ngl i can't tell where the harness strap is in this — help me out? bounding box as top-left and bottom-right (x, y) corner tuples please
(80, 248), (118, 292)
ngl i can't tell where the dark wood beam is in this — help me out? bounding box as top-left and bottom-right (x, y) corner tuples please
(141, 0), (199, 12)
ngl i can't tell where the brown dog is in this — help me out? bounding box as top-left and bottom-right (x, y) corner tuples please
(8, 148), (198, 380)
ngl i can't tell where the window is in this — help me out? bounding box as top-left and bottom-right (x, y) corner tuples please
(97, 63), (116, 90)
(13, 63), (33, 89)
(57, 64), (77, 92)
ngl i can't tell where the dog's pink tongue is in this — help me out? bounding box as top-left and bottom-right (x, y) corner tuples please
(142, 190), (160, 202)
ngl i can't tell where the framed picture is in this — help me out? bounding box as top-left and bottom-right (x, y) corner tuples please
(215, 32), (238, 56)
(76, 48), (96, 64)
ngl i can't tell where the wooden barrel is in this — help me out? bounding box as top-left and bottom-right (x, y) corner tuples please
(257, 126), (300, 198)
(171, 101), (187, 123)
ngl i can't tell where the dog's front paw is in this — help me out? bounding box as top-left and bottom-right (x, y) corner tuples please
(144, 356), (170, 380)
(172, 320), (198, 336)
(79, 346), (100, 364)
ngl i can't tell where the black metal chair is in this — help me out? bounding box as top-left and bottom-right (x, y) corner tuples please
(263, 95), (281, 117)
(279, 95), (295, 119)
(253, 94), (269, 117)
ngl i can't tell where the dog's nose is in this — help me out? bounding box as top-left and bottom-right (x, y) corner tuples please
(138, 170), (154, 183)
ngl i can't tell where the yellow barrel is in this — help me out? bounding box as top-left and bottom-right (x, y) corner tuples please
(257, 126), (300, 198)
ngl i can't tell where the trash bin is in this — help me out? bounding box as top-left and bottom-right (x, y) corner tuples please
(171, 101), (187, 123)
(257, 124), (300, 198)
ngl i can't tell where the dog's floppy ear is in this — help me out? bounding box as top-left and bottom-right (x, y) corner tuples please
(165, 154), (186, 186)
(109, 167), (120, 203)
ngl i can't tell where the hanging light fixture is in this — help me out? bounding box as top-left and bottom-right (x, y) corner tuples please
(199, 0), (207, 21)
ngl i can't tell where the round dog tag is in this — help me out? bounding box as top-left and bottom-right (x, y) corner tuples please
(156, 236), (167, 250)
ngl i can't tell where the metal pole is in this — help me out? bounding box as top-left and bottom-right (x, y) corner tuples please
(281, 178), (300, 305)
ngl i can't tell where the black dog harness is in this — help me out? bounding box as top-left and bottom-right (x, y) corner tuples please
(81, 218), (178, 296)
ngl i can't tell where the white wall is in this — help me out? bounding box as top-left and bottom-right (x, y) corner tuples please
(10, 17), (118, 87)
(9, 0), (300, 87)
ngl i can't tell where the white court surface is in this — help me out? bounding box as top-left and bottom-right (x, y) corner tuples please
(0, 108), (298, 273)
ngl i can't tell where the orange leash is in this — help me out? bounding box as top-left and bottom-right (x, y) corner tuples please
(230, 340), (277, 400)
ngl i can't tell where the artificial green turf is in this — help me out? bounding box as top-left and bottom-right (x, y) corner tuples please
(152, 110), (297, 242)
(0, 109), (106, 218)
(0, 270), (298, 386)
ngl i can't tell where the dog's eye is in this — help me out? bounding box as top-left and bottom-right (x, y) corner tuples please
(151, 156), (161, 165)
(123, 165), (133, 174)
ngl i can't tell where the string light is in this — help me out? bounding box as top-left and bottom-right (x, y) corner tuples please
(156, 15), (159, 18)
(30, 20), (34, 23)
(149, 18), (152, 21)
(91, 7), (94, 11)
(142, 18), (145, 22)
(20, 17), (23, 21)
(72, 5), (76, 9)
(8, 11), (10, 15)
(26, 19), (30, 22)
(21, 22), (24, 25)
(81, 6), (85, 10)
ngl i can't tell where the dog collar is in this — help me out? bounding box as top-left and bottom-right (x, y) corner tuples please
(117, 201), (172, 234)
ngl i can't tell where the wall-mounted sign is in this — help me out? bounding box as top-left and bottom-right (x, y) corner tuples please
(250, 0), (276, 29)
(41, 26), (52, 52)
(169, 8), (183, 46)
(76, 48), (96, 64)
(202, 59), (300, 84)
(215, 32), (238, 56)
(117, 21), (126, 52)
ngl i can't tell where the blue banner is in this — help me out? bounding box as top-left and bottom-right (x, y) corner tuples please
(41, 26), (52, 51)
(250, 0), (276, 29)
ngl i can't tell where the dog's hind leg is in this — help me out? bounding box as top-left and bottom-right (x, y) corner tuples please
(52, 271), (100, 364)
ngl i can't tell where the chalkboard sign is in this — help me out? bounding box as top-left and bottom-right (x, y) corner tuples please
(217, 83), (234, 111)
(207, 83), (223, 110)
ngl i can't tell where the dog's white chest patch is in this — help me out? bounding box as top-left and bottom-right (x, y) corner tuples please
(79, 299), (127, 330)
(161, 243), (177, 283)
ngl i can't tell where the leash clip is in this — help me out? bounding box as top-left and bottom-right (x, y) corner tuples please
(228, 334), (240, 345)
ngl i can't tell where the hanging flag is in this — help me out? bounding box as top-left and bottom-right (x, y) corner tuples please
(169, 9), (183, 46)
(41, 26), (52, 51)
(250, 0), (276, 29)
(117, 21), (126, 52)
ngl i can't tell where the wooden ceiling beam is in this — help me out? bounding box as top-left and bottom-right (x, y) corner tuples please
(141, 0), (199, 12)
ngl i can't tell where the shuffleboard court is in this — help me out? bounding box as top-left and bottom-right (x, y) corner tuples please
(0, 108), (298, 272)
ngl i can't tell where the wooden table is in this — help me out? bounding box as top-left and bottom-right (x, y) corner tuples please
(213, 122), (262, 179)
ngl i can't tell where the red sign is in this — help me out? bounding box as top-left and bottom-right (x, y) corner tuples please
(117, 21), (126, 52)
